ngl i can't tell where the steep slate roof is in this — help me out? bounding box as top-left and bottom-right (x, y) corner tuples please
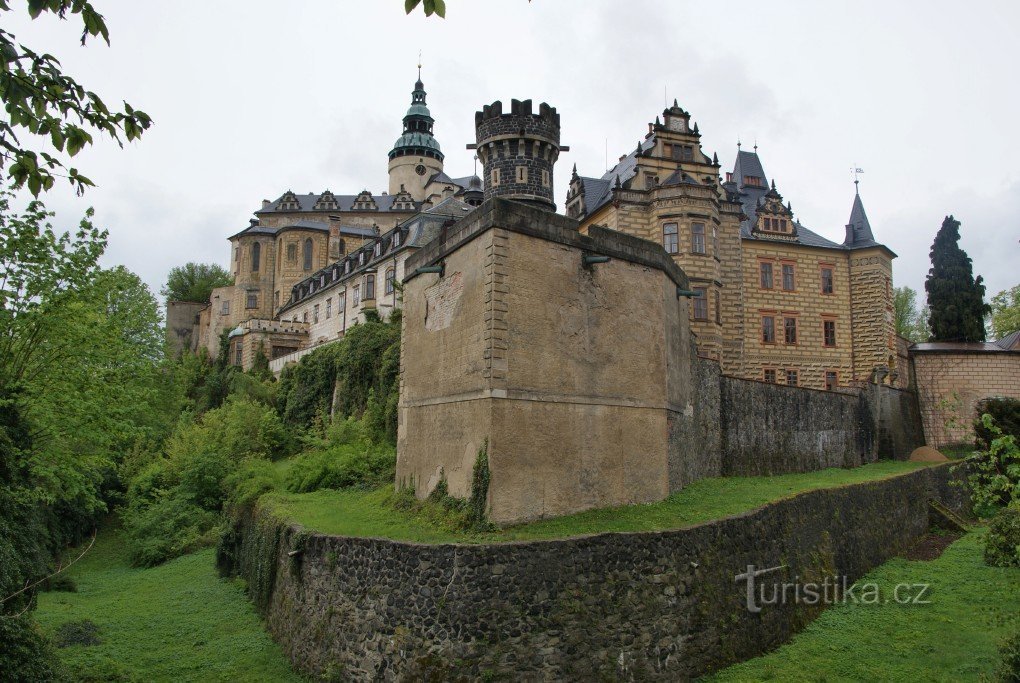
(427, 172), (483, 192)
(257, 191), (420, 214)
(572, 137), (657, 215)
(843, 192), (881, 248)
(723, 149), (872, 251)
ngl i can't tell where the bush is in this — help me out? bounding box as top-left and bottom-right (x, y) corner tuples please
(955, 414), (1020, 518)
(284, 442), (396, 493)
(999, 627), (1020, 682)
(976, 397), (1020, 448)
(985, 505), (1020, 568)
(121, 493), (220, 567)
(223, 459), (280, 508)
(53, 618), (101, 648)
(0, 615), (63, 682)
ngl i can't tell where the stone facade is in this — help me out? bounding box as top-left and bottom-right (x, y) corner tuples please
(567, 103), (899, 391)
(911, 344), (1020, 447)
(220, 464), (965, 682)
(164, 300), (204, 357)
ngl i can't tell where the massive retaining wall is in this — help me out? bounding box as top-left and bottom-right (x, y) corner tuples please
(220, 464), (964, 681)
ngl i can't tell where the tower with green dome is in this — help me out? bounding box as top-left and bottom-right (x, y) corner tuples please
(388, 73), (445, 200)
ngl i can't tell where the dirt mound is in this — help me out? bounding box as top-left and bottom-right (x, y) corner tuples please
(909, 446), (949, 463)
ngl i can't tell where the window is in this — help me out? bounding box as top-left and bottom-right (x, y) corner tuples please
(541, 169), (550, 187)
(760, 262), (774, 289)
(761, 315), (776, 343)
(663, 223), (679, 254)
(743, 175), (762, 187)
(491, 168), (500, 186)
(338, 291), (346, 312)
(221, 301), (230, 315)
(234, 342), (242, 366)
(385, 268), (395, 295)
(821, 267), (834, 294)
(786, 369), (799, 386)
(672, 144), (693, 161)
(302, 311), (308, 323)
(712, 226), (719, 257)
(714, 290), (721, 324)
(353, 285), (360, 306)
(784, 317), (798, 344)
(274, 291), (279, 309)
(823, 320), (837, 347)
(313, 304), (319, 324)
(692, 287), (708, 320)
(825, 371), (838, 391)
(303, 238), (313, 270)
(251, 242), (260, 272)
(234, 247), (239, 263)
(393, 232), (402, 248)
(782, 264), (795, 291)
(763, 369), (777, 383)
(365, 274), (375, 300)
(246, 292), (258, 309)
(516, 166), (527, 183)
(691, 223), (706, 254)
(326, 298), (332, 319)
(287, 243), (297, 262)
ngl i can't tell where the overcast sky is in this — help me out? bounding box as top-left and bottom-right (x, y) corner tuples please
(7, 0), (1018, 307)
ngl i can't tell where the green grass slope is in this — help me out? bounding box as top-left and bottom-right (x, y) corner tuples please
(705, 531), (1020, 682)
(267, 460), (930, 543)
(35, 527), (301, 682)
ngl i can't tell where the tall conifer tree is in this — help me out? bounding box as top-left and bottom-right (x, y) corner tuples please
(925, 215), (989, 342)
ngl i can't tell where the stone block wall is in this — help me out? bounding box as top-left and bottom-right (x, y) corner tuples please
(221, 464), (965, 682)
(912, 349), (1020, 447)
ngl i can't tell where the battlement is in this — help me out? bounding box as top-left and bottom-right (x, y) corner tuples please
(474, 99), (562, 211)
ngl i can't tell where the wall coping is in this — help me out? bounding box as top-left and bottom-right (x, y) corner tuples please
(403, 197), (690, 290)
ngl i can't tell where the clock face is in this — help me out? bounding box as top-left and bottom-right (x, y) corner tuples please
(669, 117), (686, 132)
(415, 164), (427, 176)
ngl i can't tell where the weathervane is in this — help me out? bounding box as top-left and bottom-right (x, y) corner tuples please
(417, 50), (422, 79)
(852, 165), (864, 194)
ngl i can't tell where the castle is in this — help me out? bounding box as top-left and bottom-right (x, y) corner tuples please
(169, 75), (903, 394)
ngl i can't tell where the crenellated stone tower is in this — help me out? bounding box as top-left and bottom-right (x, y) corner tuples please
(473, 99), (562, 211)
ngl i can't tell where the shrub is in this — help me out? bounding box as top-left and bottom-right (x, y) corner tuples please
(53, 619), (101, 648)
(985, 505), (1020, 568)
(166, 396), (289, 463)
(284, 442), (396, 493)
(955, 414), (1020, 518)
(121, 493), (220, 567)
(976, 397), (1020, 448)
(0, 615), (63, 682)
(999, 627), (1020, 682)
(223, 459), (280, 508)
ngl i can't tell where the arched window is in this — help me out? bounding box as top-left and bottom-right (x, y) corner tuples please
(303, 238), (313, 271)
(384, 268), (395, 295)
(251, 242), (261, 272)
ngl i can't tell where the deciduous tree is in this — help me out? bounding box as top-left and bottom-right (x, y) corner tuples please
(989, 284), (1020, 339)
(161, 262), (232, 303)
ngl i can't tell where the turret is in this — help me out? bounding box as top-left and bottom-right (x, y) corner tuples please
(388, 75), (444, 200)
(473, 99), (562, 211)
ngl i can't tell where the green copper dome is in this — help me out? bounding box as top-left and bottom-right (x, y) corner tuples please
(389, 77), (444, 161)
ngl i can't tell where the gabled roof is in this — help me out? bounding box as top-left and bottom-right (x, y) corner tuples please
(426, 172), (482, 192)
(996, 329), (1020, 350)
(257, 191), (420, 214)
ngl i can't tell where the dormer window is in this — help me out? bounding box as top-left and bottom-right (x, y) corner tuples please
(759, 217), (789, 233)
(743, 176), (763, 187)
(278, 192), (301, 211)
(393, 231), (402, 248)
(374, 242), (382, 258)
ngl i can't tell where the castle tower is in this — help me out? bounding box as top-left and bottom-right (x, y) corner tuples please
(474, 99), (561, 211)
(388, 75), (444, 201)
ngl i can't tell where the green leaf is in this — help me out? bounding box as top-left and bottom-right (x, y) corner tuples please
(404, 0), (421, 14)
(432, 0), (446, 17)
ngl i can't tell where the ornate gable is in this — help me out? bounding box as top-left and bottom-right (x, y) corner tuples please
(313, 190), (339, 211)
(352, 190), (378, 212)
(278, 190), (301, 212)
(751, 181), (797, 240)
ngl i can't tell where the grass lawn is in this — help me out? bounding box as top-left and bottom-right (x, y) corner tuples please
(266, 459), (933, 544)
(35, 527), (301, 683)
(704, 531), (1020, 682)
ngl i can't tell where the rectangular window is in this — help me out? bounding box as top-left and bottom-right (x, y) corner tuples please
(823, 320), (837, 347)
(714, 290), (721, 324)
(691, 223), (706, 254)
(744, 175), (762, 187)
(385, 268), (395, 295)
(692, 287), (708, 320)
(234, 342), (242, 366)
(302, 311), (308, 323)
(763, 369), (777, 383)
(760, 262), (773, 289)
(786, 369), (799, 386)
(761, 315), (776, 343)
(784, 317), (798, 344)
(663, 223), (679, 254)
(326, 298), (332, 319)
(365, 274), (376, 300)
(673, 145), (693, 161)
(353, 285), (360, 306)
(287, 243), (297, 262)
(491, 168), (500, 186)
(246, 293), (258, 309)
(274, 291), (280, 309)
(782, 264), (795, 291)
(313, 304), (319, 324)
(221, 301), (230, 315)
(516, 166), (527, 183)
(821, 267), (834, 294)
(338, 291), (346, 312)
(825, 370), (838, 391)
(542, 169), (550, 187)
(712, 226), (719, 257)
